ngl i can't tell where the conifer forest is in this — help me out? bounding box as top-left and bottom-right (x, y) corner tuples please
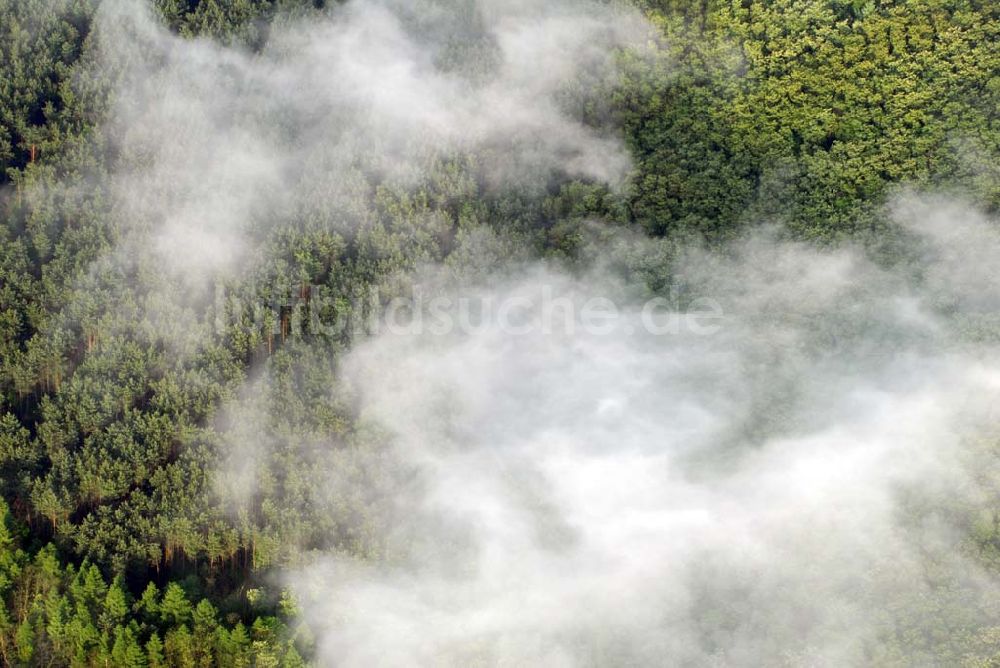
(1, 0), (999, 665)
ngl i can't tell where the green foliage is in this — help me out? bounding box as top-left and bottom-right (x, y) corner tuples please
(0, 0), (997, 665)
(0, 501), (301, 666)
(145, 631), (165, 668)
(0, 0), (96, 182)
(622, 0), (1000, 239)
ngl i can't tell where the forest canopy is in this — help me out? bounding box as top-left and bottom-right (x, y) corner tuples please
(1, 0), (999, 665)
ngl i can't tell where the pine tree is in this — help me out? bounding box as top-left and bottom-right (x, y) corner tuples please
(100, 577), (129, 631)
(159, 583), (192, 626)
(14, 619), (33, 664)
(111, 626), (146, 668)
(165, 624), (196, 668)
(146, 631), (166, 668)
(136, 581), (160, 621)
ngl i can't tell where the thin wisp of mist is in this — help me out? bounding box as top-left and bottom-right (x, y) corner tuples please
(64, 0), (1000, 666)
(93, 0), (641, 287)
(74, 0), (647, 360)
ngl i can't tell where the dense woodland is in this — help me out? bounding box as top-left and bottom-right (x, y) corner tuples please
(1, 0), (999, 665)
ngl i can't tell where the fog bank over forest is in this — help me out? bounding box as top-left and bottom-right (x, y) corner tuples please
(1, 0), (998, 665)
(286, 197), (1000, 666)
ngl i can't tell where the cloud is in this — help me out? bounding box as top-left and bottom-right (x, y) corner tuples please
(84, 0), (645, 292)
(283, 198), (1000, 666)
(60, 1), (1000, 665)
